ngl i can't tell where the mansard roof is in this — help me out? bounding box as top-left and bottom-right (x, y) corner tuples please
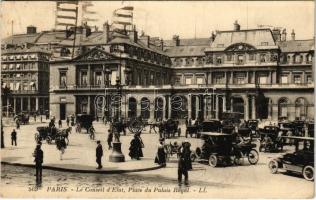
(164, 38), (212, 47)
(207, 29), (278, 51)
(164, 46), (208, 57)
(277, 39), (314, 53)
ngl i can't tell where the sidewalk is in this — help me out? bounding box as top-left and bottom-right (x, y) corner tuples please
(1, 122), (165, 174)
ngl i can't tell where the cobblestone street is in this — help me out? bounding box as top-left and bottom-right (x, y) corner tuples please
(1, 121), (314, 198)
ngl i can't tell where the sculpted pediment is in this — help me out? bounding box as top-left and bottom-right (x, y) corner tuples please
(225, 43), (256, 52)
(74, 47), (116, 61)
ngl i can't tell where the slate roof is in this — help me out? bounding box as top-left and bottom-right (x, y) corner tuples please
(1, 46), (52, 54)
(207, 29), (278, 51)
(164, 38), (211, 47)
(277, 39), (314, 53)
(164, 46), (208, 57)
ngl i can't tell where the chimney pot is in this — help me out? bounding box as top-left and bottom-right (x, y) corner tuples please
(281, 29), (287, 41)
(103, 21), (110, 43)
(173, 35), (180, 46)
(233, 20), (240, 31)
(291, 29), (295, 41)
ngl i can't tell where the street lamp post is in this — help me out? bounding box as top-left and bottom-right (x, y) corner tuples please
(109, 47), (125, 162)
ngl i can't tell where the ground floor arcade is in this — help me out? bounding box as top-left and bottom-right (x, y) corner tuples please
(49, 88), (314, 122)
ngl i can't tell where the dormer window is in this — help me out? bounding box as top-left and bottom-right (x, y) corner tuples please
(216, 56), (222, 65)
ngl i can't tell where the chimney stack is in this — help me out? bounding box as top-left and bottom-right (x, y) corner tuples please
(129, 25), (138, 43)
(27, 25), (37, 34)
(160, 39), (164, 51)
(103, 21), (110, 43)
(291, 29), (295, 41)
(210, 31), (216, 42)
(172, 35), (180, 46)
(233, 20), (240, 31)
(281, 29), (287, 41)
(272, 28), (281, 42)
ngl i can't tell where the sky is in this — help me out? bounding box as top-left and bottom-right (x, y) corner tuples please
(0, 1), (314, 40)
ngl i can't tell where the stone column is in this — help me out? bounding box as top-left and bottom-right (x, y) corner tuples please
(6, 98), (9, 117)
(168, 95), (172, 119)
(269, 71), (272, 84)
(251, 96), (256, 119)
(187, 94), (192, 119)
(87, 95), (91, 114)
(13, 97), (16, 114)
(289, 71), (293, 84)
(230, 98), (234, 112)
(21, 98), (24, 112)
(162, 97), (166, 120)
(215, 95), (219, 119)
(244, 96), (249, 121)
(102, 65), (105, 87)
(222, 95), (226, 112)
(87, 64), (91, 87)
(35, 97), (39, 111)
(203, 95), (208, 119)
(28, 97), (32, 112)
(195, 96), (199, 119)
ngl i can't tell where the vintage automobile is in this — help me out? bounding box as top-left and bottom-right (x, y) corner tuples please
(76, 114), (95, 132)
(268, 136), (314, 181)
(246, 120), (259, 138)
(186, 120), (222, 138)
(258, 126), (283, 152)
(191, 132), (259, 167)
(292, 120), (305, 136)
(14, 113), (30, 125)
(221, 120), (235, 134)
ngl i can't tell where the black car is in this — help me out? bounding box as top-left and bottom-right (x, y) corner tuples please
(191, 132), (259, 167)
(268, 136), (314, 181)
(258, 126), (283, 152)
(76, 114), (95, 132)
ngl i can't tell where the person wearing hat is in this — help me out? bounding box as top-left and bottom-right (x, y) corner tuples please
(155, 138), (166, 165)
(177, 141), (192, 186)
(33, 143), (43, 182)
(96, 140), (103, 169)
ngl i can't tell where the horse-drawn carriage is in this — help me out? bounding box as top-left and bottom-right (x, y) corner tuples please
(14, 113), (30, 125)
(158, 119), (181, 138)
(76, 114), (95, 131)
(191, 132), (259, 167)
(35, 126), (71, 144)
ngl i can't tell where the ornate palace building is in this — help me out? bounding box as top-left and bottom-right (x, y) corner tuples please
(1, 21), (314, 122)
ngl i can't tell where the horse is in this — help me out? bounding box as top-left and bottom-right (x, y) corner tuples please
(57, 127), (72, 145)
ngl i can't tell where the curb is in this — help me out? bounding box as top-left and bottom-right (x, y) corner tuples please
(1, 161), (165, 174)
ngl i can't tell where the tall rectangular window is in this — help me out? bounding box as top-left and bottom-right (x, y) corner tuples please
(214, 75), (225, 84)
(307, 75), (312, 84)
(185, 77), (192, 85)
(95, 71), (102, 86)
(281, 75), (289, 84)
(175, 75), (181, 85)
(294, 75), (302, 84)
(60, 71), (67, 88)
(196, 77), (204, 85)
(81, 71), (88, 86)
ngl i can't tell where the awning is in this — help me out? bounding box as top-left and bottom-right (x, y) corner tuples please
(30, 54), (36, 59)
(2, 64), (7, 70)
(22, 55), (28, 59)
(30, 82), (35, 86)
(16, 55), (21, 59)
(9, 64), (14, 69)
(16, 64), (21, 69)
(9, 55), (14, 60)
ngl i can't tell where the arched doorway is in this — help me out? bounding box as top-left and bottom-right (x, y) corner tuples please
(154, 97), (164, 121)
(140, 97), (150, 119)
(128, 97), (137, 119)
(295, 97), (307, 120)
(232, 96), (244, 117)
(278, 97), (289, 119)
(171, 95), (187, 120)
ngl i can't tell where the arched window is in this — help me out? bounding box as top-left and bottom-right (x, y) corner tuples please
(295, 98), (308, 120)
(128, 97), (137, 119)
(140, 97), (150, 119)
(278, 97), (289, 119)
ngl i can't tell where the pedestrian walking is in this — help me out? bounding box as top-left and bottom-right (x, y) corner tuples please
(177, 141), (191, 186)
(155, 138), (166, 166)
(16, 120), (20, 130)
(58, 119), (62, 128)
(56, 135), (67, 160)
(128, 133), (144, 160)
(66, 117), (70, 127)
(11, 129), (17, 146)
(33, 144), (43, 182)
(107, 129), (113, 150)
(96, 140), (103, 169)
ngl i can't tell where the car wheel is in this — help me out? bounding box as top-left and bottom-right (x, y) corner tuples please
(248, 149), (259, 165)
(195, 147), (202, 158)
(268, 160), (278, 174)
(303, 165), (314, 181)
(208, 155), (217, 167)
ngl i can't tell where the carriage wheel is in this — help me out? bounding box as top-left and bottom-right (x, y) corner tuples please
(268, 160), (279, 174)
(248, 149), (259, 165)
(303, 165), (314, 181)
(46, 136), (52, 144)
(208, 155), (218, 167)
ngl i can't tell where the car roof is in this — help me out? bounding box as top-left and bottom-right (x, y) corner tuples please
(281, 136), (314, 141)
(200, 132), (231, 136)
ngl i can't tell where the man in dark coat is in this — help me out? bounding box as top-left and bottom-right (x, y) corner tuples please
(178, 142), (191, 186)
(107, 130), (113, 150)
(96, 140), (103, 169)
(129, 134), (143, 160)
(11, 129), (17, 146)
(33, 144), (43, 182)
